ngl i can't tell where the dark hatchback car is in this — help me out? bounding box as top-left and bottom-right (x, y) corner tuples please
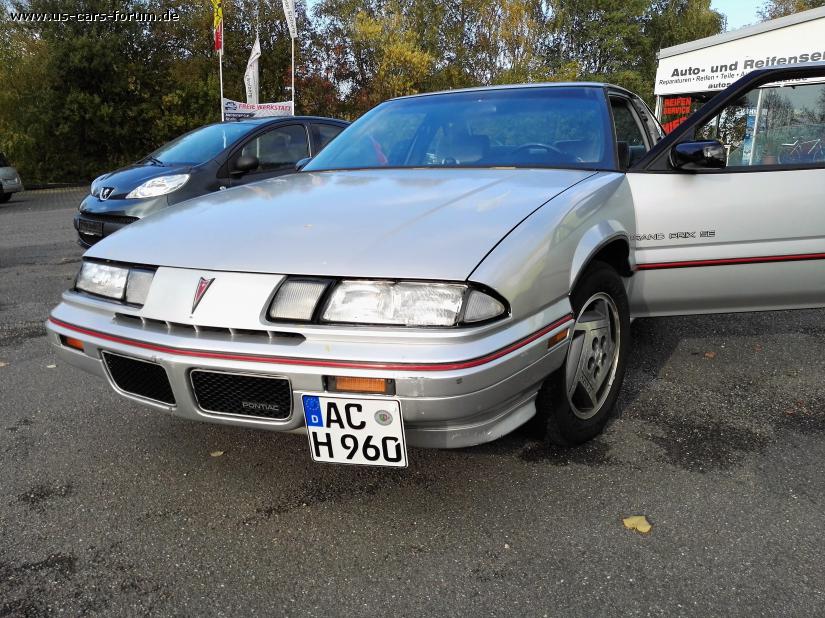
(75, 116), (348, 246)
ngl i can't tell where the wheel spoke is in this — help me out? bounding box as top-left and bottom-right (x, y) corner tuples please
(577, 374), (598, 408)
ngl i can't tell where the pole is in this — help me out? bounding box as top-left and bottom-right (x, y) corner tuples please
(291, 36), (295, 115)
(219, 47), (225, 122)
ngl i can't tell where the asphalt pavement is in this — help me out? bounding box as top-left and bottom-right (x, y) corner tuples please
(1, 188), (824, 616)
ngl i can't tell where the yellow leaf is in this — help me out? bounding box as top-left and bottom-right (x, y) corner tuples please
(210, 450), (224, 457)
(623, 515), (652, 534)
(704, 351), (717, 359)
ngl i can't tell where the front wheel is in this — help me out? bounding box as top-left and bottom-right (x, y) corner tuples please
(537, 261), (630, 446)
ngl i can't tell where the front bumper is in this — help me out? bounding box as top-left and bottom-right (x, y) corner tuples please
(46, 292), (573, 449)
(75, 194), (166, 246)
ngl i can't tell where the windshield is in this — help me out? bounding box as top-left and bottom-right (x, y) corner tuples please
(148, 123), (254, 165)
(304, 87), (613, 172)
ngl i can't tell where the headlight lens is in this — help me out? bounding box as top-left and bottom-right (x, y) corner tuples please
(288, 279), (502, 327)
(126, 174), (189, 199)
(75, 261), (155, 306)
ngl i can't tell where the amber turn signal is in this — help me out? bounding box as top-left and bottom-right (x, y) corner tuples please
(326, 376), (395, 395)
(60, 335), (85, 351)
(547, 328), (570, 348)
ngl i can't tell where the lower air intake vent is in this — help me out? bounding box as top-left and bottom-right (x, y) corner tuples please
(102, 352), (176, 405)
(190, 370), (292, 420)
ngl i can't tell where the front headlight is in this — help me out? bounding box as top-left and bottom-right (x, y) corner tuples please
(75, 261), (155, 306)
(126, 174), (189, 199)
(268, 278), (507, 327)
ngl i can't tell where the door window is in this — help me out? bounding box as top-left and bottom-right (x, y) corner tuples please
(695, 82), (825, 168)
(238, 125), (310, 172)
(611, 97), (649, 169)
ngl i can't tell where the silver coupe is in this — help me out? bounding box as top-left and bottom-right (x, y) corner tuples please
(47, 63), (825, 467)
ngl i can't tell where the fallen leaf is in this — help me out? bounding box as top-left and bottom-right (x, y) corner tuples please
(623, 515), (652, 534)
(210, 450), (225, 457)
(704, 351), (717, 359)
(46, 364), (56, 369)
(0, 361), (7, 368)
(753, 344), (764, 352)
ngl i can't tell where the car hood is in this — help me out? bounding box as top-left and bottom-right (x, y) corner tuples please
(85, 168), (594, 280)
(85, 162), (192, 205)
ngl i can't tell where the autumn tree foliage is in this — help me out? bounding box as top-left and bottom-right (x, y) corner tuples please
(0, 0), (761, 183)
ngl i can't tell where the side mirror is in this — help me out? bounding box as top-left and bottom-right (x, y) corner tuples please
(232, 154), (259, 175)
(295, 157), (312, 172)
(670, 140), (726, 171)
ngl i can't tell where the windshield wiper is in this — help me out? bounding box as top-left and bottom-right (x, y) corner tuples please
(142, 156), (163, 166)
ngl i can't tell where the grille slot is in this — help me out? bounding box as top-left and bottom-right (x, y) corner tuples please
(190, 370), (292, 420)
(102, 352), (176, 405)
(79, 213), (139, 225)
(112, 313), (305, 344)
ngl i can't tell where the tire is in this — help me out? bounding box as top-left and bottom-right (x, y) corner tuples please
(0, 193), (10, 203)
(537, 261), (630, 446)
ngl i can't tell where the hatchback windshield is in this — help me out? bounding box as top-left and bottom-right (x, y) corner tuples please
(305, 87), (613, 171)
(148, 123), (254, 165)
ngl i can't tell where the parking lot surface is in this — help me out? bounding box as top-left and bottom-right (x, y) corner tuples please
(1, 188), (824, 616)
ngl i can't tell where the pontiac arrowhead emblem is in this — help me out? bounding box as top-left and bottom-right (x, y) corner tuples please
(191, 277), (215, 313)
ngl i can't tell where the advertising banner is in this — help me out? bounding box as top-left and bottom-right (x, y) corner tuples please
(211, 0), (223, 51)
(244, 36), (261, 104)
(655, 15), (825, 95)
(222, 98), (293, 120)
(282, 0), (297, 38)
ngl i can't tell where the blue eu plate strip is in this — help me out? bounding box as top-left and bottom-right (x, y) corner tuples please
(303, 395), (324, 427)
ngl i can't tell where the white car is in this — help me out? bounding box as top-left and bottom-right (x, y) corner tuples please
(0, 152), (24, 202)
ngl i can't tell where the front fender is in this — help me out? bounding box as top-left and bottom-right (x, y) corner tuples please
(569, 222), (632, 291)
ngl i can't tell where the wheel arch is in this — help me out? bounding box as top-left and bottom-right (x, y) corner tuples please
(570, 222), (633, 292)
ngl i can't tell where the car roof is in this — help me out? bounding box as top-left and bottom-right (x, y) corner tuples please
(223, 116), (348, 127)
(391, 82), (637, 101)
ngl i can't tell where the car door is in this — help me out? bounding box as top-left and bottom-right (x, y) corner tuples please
(228, 123), (311, 187)
(626, 64), (825, 317)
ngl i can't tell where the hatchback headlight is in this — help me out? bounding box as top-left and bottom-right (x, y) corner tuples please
(75, 261), (155, 306)
(126, 174), (189, 199)
(268, 278), (507, 327)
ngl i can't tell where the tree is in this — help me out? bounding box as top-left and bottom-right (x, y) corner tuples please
(759, 0), (825, 20)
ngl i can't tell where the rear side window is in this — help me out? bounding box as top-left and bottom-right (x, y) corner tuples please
(313, 123), (345, 150)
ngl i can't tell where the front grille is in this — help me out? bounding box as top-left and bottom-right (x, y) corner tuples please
(80, 213), (139, 225)
(190, 370), (292, 420)
(102, 352), (176, 405)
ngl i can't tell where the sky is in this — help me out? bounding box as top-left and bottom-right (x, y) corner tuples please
(711, 0), (763, 30)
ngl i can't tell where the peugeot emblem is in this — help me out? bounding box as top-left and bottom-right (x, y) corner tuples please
(99, 187), (114, 201)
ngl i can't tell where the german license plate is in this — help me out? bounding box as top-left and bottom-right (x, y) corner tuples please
(302, 394), (407, 467)
(78, 219), (103, 236)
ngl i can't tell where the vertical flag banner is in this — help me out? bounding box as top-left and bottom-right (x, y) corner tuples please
(282, 0), (297, 39)
(282, 0), (297, 114)
(211, 0), (225, 120)
(244, 35), (261, 104)
(211, 0), (223, 51)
